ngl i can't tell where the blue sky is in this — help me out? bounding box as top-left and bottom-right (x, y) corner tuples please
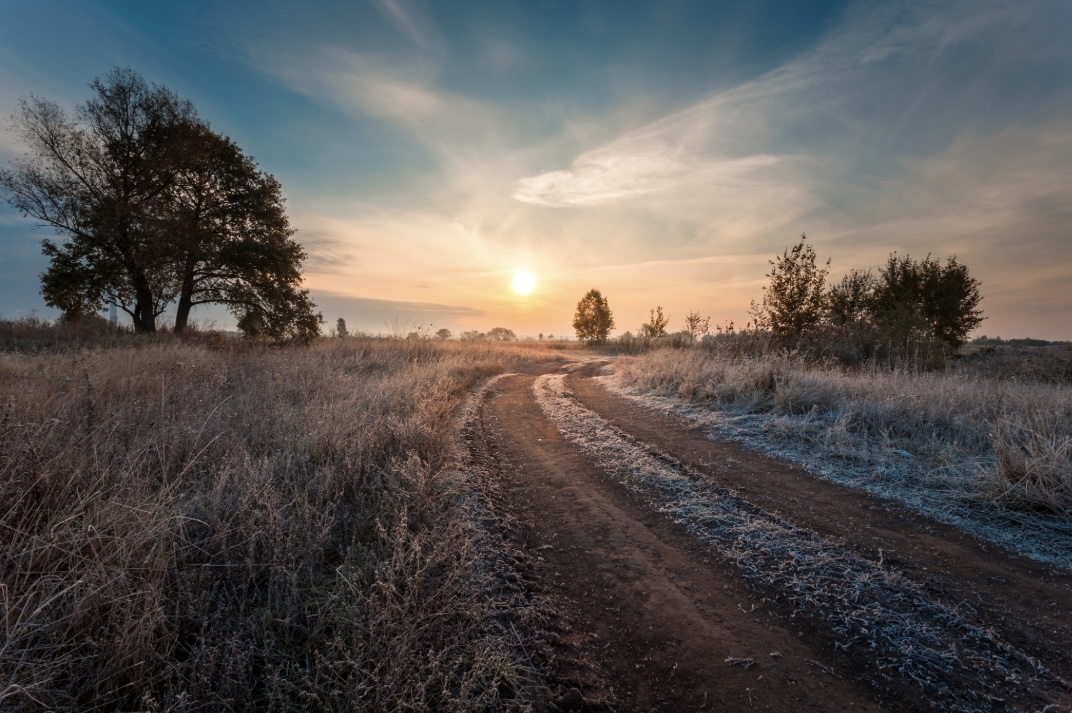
(2, 0), (1070, 338)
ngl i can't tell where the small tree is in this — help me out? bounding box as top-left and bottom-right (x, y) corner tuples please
(435, 328), (452, 340)
(487, 327), (517, 341)
(750, 233), (830, 345)
(336, 318), (349, 338)
(573, 289), (615, 344)
(459, 330), (485, 341)
(644, 306), (670, 339)
(683, 310), (710, 343)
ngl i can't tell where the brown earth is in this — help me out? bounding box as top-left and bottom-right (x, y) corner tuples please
(475, 359), (1072, 712)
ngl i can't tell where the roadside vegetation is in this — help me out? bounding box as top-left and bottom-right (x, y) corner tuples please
(612, 345), (1072, 515)
(602, 235), (1070, 564)
(0, 322), (560, 711)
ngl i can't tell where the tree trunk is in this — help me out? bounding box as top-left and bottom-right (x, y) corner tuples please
(174, 272), (195, 334)
(132, 282), (157, 333)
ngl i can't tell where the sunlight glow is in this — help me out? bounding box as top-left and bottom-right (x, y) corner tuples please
(512, 269), (536, 295)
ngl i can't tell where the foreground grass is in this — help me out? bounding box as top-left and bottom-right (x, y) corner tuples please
(610, 347), (1072, 565)
(0, 336), (559, 711)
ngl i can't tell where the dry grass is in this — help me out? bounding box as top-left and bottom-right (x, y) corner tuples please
(0, 334), (559, 711)
(613, 349), (1072, 508)
(955, 342), (1072, 385)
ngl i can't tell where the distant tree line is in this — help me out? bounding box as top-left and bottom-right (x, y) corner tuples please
(568, 234), (984, 368)
(459, 327), (517, 341)
(0, 68), (321, 340)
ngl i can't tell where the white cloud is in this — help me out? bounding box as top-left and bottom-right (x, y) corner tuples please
(367, 0), (443, 56)
(512, 0), (1069, 215)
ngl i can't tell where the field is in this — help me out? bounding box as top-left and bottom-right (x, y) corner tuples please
(2, 325), (1071, 712)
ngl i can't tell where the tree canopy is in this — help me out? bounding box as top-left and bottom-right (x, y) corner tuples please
(871, 253), (983, 350)
(0, 68), (321, 340)
(573, 288), (615, 344)
(486, 327), (517, 341)
(644, 306), (669, 339)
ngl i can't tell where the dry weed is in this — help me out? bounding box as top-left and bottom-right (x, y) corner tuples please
(986, 417), (1072, 512)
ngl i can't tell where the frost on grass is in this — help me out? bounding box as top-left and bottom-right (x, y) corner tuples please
(534, 374), (1068, 713)
(596, 371), (1072, 571)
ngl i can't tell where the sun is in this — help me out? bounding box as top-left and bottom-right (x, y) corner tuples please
(511, 269), (536, 295)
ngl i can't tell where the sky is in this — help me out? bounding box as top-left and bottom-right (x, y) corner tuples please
(1, 0), (1070, 339)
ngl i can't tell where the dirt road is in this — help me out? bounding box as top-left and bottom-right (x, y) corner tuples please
(475, 360), (1072, 712)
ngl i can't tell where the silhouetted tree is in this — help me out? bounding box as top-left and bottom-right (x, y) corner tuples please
(573, 289), (615, 344)
(750, 233), (830, 345)
(644, 306), (669, 339)
(1, 68), (200, 331)
(1, 68), (321, 340)
(683, 310), (710, 343)
(166, 126), (319, 338)
(336, 318), (349, 338)
(435, 328), (452, 340)
(487, 327), (517, 341)
(872, 253), (983, 351)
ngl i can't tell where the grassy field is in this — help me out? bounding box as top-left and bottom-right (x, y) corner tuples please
(0, 329), (561, 711)
(609, 343), (1072, 565)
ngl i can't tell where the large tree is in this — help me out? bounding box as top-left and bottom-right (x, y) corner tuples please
(573, 288), (615, 345)
(0, 68), (198, 331)
(1, 68), (321, 340)
(164, 126), (320, 339)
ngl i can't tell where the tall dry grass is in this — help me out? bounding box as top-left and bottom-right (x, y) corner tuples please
(613, 349), (1072, 514)
(0, 335), (558, 711)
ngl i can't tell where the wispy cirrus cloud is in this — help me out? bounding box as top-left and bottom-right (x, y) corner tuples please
(512, 0), (1071, 217)
(262, 47), (444, 127)
(368, 0), (443, 57)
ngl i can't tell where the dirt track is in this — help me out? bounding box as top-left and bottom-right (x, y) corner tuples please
(476, 360), (1072, 712)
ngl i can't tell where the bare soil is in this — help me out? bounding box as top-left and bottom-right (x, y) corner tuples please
(475, 360), (1072, 712)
